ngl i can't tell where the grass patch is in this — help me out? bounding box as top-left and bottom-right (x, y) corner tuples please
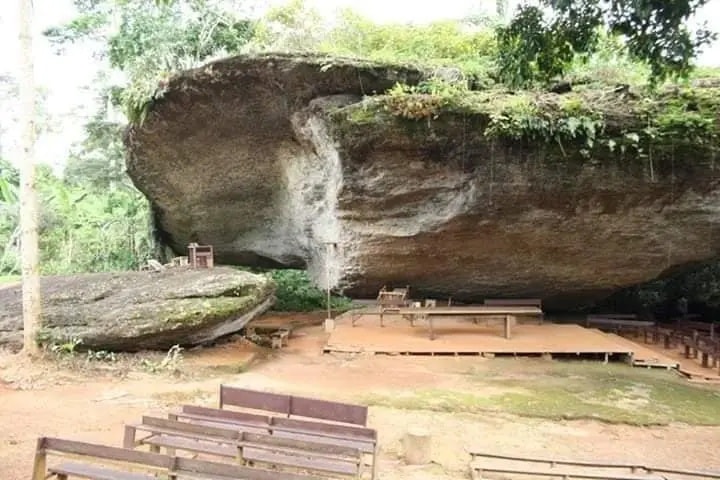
(0, 275), (19, 285)
(151, 388), (212, 405)
(363, 361), (720, 426)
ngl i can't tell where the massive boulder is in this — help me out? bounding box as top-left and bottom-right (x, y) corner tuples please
(0, 267), (275, 351)
(124, 53), (720, 309)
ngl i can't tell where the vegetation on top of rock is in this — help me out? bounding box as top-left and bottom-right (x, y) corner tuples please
(333, 77), (720, 165)
(46, 0), (719, 127)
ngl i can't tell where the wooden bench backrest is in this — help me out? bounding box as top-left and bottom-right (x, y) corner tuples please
(676, 320), (716, 333)
(272, 417), (377, 441)
(484, 298), (542, 308)
(35, 437), (321, 480)
(183, 404), (271, 424)
(219, 386), (368, 426)
(587, 314), (638, 320)
(289, 394), (368, 426)
(37, 437), (170, 470)
(219, 385), (291, 415)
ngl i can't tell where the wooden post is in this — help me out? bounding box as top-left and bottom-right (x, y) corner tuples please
(122, 425), (136, 449)
(402, 427), (431, 465)
(504, 315), (513, 339)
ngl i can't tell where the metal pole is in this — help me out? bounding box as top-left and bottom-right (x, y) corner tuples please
(326, 243), (331, 320)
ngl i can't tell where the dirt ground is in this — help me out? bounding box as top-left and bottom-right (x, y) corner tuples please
(1, 313), (720, 480)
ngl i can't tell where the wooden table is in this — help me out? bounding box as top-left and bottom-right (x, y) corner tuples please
(387, 306), (543, 340)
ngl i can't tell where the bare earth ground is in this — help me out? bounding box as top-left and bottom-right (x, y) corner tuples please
(1, 313), (720, 480)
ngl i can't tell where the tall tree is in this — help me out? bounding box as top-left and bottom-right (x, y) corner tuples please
(497, 0), (716, 87)
(18, 0), (42, 356)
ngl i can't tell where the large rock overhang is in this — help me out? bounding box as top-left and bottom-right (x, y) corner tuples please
(124, 53), (720, 309)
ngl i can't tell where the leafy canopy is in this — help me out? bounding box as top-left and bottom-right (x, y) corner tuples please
(497, 0), (717, 87)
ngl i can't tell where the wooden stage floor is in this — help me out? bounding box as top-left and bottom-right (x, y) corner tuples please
(323, 314), (678, 367)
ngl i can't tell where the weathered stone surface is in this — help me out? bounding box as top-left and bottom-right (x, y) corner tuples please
(124, 53), (720, 309)
(0, 267), (275, 351)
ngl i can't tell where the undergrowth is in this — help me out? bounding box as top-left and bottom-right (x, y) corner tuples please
(235, 267), (352, 313)
(268, 269), (352, 312)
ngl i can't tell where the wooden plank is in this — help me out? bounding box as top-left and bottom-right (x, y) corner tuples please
(392, 306), (542, 315)
(219, 386), (291, 414)
(586, 318), (655, 327)
(174, 456), (325, 480)
(48, 463), (156, 480)
(182, 404), (270, 426)
(484, 299), (542, 307)
(243, 446), (359, 477)
(43, 438), (171, 469)
(290, 395), (368, 426)
(272, 417), (376, 441)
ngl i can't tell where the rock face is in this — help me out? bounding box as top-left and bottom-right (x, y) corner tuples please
(0, 267), (275, 351)
(125, 53), (720, 309)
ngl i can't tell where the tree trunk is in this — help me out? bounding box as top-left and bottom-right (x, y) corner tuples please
(18, 0), (42, 356)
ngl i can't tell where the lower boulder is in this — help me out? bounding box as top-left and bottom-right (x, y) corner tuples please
(0, 267), (275, 352)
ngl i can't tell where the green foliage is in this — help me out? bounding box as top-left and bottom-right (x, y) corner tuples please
(46, 0), (256, 125)
(381, 80), (467, 120)
(323, 9), (497, 76)
(485, 95), (606, 156)
(496, 4), (599, 88)
(248, 0), (324, 52)
(498, 0), (717, 87)
(268, 269), (351, 312)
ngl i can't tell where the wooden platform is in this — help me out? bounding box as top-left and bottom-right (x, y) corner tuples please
(324, 314), (678, 367)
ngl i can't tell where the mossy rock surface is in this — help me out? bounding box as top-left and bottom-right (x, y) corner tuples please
(0, 266), (275, 351)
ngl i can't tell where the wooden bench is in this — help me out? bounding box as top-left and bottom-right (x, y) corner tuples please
(123, 416), (364, 478)
(586, 314), (654, 336)
(467, 450), (720, 480)
(182, 387), (378, 478)
(644, 319), (718, 352)
(32, 436), (321, 480)
(172, 405), (377, 452)
(484, 299), (544, 324)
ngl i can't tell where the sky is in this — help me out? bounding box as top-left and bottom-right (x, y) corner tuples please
(0, 0), (719, 172)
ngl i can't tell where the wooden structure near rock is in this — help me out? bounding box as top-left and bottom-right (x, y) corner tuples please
(188, 242), (214, 269)
(403, 427), (431, 465)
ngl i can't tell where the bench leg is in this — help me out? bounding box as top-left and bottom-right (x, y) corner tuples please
(32, 439), (47, 480)
(429, 316), (435, 340)
(702, 352), (709, 368)
(371, 443), (379, 480)
(122, 425), (136, 449)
